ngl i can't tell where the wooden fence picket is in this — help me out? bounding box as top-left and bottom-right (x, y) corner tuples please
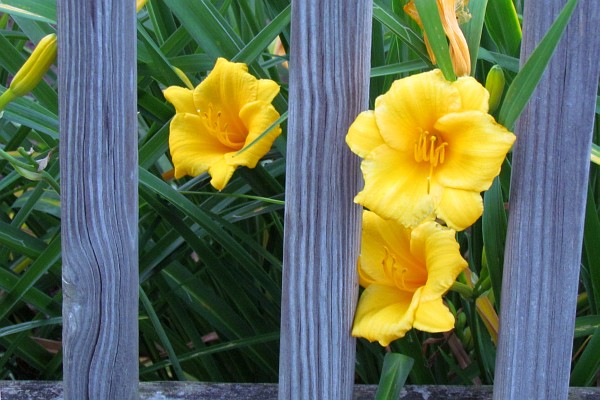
(278, 1), (372, 399)
(493, 0), (600, 399)
(58, 1), (138, 398)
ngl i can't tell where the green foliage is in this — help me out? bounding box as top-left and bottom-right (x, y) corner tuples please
(375, 353), (414, 400)
(0, 0), (598, 389)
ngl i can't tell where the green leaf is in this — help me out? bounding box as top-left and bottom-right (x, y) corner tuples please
(137, 21), (182, 87)
(0, 235), (61, 321)
(375, 353), (414, 400)
(0, 221), (47, 258)
(0, 4), (56, 24)
(591, 143), (600, 165)
(477, 48), (519, 73)
(0, 316), (62, 338)
(498, 0), (579, 130)
(140, 287), (186, 380)
(370, 59), (428, 78)
(570, 328), (600, 386)
(232, 5), (291, 65)
(583, 187), (600, 313)
(165, 0), (243, 60)
(372, 1), (432, 67)
(0, 1), (55, 24)
(461, 0), (488, 76)
(482, 177), (507, 306)
(140, 331), (279, 375)
(484, 0), (522, 57)
(575, 315), (600, 338)
(139, 168), (282, 274)
(414, 0), (456, 81)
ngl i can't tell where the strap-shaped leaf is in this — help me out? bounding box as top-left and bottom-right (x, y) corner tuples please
(498, 0), (579, 130)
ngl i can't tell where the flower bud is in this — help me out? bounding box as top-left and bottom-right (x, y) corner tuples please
(172, 66), (194, 90)
(0, 33), (57, 110)
(485, 65), (505, 114)
(136, 0), (148, 12)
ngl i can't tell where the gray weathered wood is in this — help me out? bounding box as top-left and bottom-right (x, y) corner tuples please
(1, 382), (599, 400)
(493, 1), (600, 399)
(58, 1), (138, 399)
(278, 1), (372, 399)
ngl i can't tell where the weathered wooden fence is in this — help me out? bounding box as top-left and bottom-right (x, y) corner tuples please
(58, 0), (138, 398)
(278, 1), (371, 398)
(494, 1), (600, 399)
(23, 0), (599, 398)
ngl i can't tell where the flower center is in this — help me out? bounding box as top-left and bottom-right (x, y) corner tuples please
(382, 248), (410, 291)
(202, 104), (245, 149)
(414, 129), (448, 194)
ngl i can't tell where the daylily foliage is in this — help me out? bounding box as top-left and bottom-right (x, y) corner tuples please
(164, 58), (281, 190)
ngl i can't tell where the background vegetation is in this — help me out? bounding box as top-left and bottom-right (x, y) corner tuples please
(0, 0), (598, 386)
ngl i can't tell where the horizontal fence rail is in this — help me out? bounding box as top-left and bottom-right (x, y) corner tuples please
(0, 382), (599, 400)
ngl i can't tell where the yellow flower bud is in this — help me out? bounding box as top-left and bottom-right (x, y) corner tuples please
(485, 65), (505, 114)
(0, 33), (57, 110)
(136, 0), (148, 12)
(172, 66), (194, 90)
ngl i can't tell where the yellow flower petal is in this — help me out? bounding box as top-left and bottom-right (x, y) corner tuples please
(352, 213), (466, 345)
(360, 211), (425, 289)
(347, 69), (515, 231)
(227, 101), (281, 168)
(346, 111), (384, 158)
(168, 114), (231, 179)
(256, 79), (281, 103)
(163, 86), (196, 114)
(352, 284), (419, 346)
(165, 58), (281, 190)
(358, 211), (389, 286)
(436, 187), (484, 231)
(193, 58), (256, 135)
(435, 111), (516, 192)
(208, 157), (236, 191)
(355, 146), (437, 228)
(413, 297), (456, 332)
(413, 221), (467, 300)
(453, 76), (489, 112)
(375, 70), (460, 152)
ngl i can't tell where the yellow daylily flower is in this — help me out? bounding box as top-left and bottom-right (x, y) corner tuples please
(404, 0), (471, 76)
(346, 69), (515, 231)
(164, 58), (281, 190)
(352, 211), (467, 346)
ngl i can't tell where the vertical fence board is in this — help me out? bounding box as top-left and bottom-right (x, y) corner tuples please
(278, 1), (372, 398)
(493, 1), (600, 399)
(58, 1), (138, 399)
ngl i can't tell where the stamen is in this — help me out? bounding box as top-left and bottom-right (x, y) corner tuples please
(413, 129), (448, 194)
(382, 248), (405, 289)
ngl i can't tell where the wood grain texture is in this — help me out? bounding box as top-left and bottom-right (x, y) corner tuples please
(278, 1), (372, 399)
(58, 1), (138, 399)
(493, 1), (600, 399)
